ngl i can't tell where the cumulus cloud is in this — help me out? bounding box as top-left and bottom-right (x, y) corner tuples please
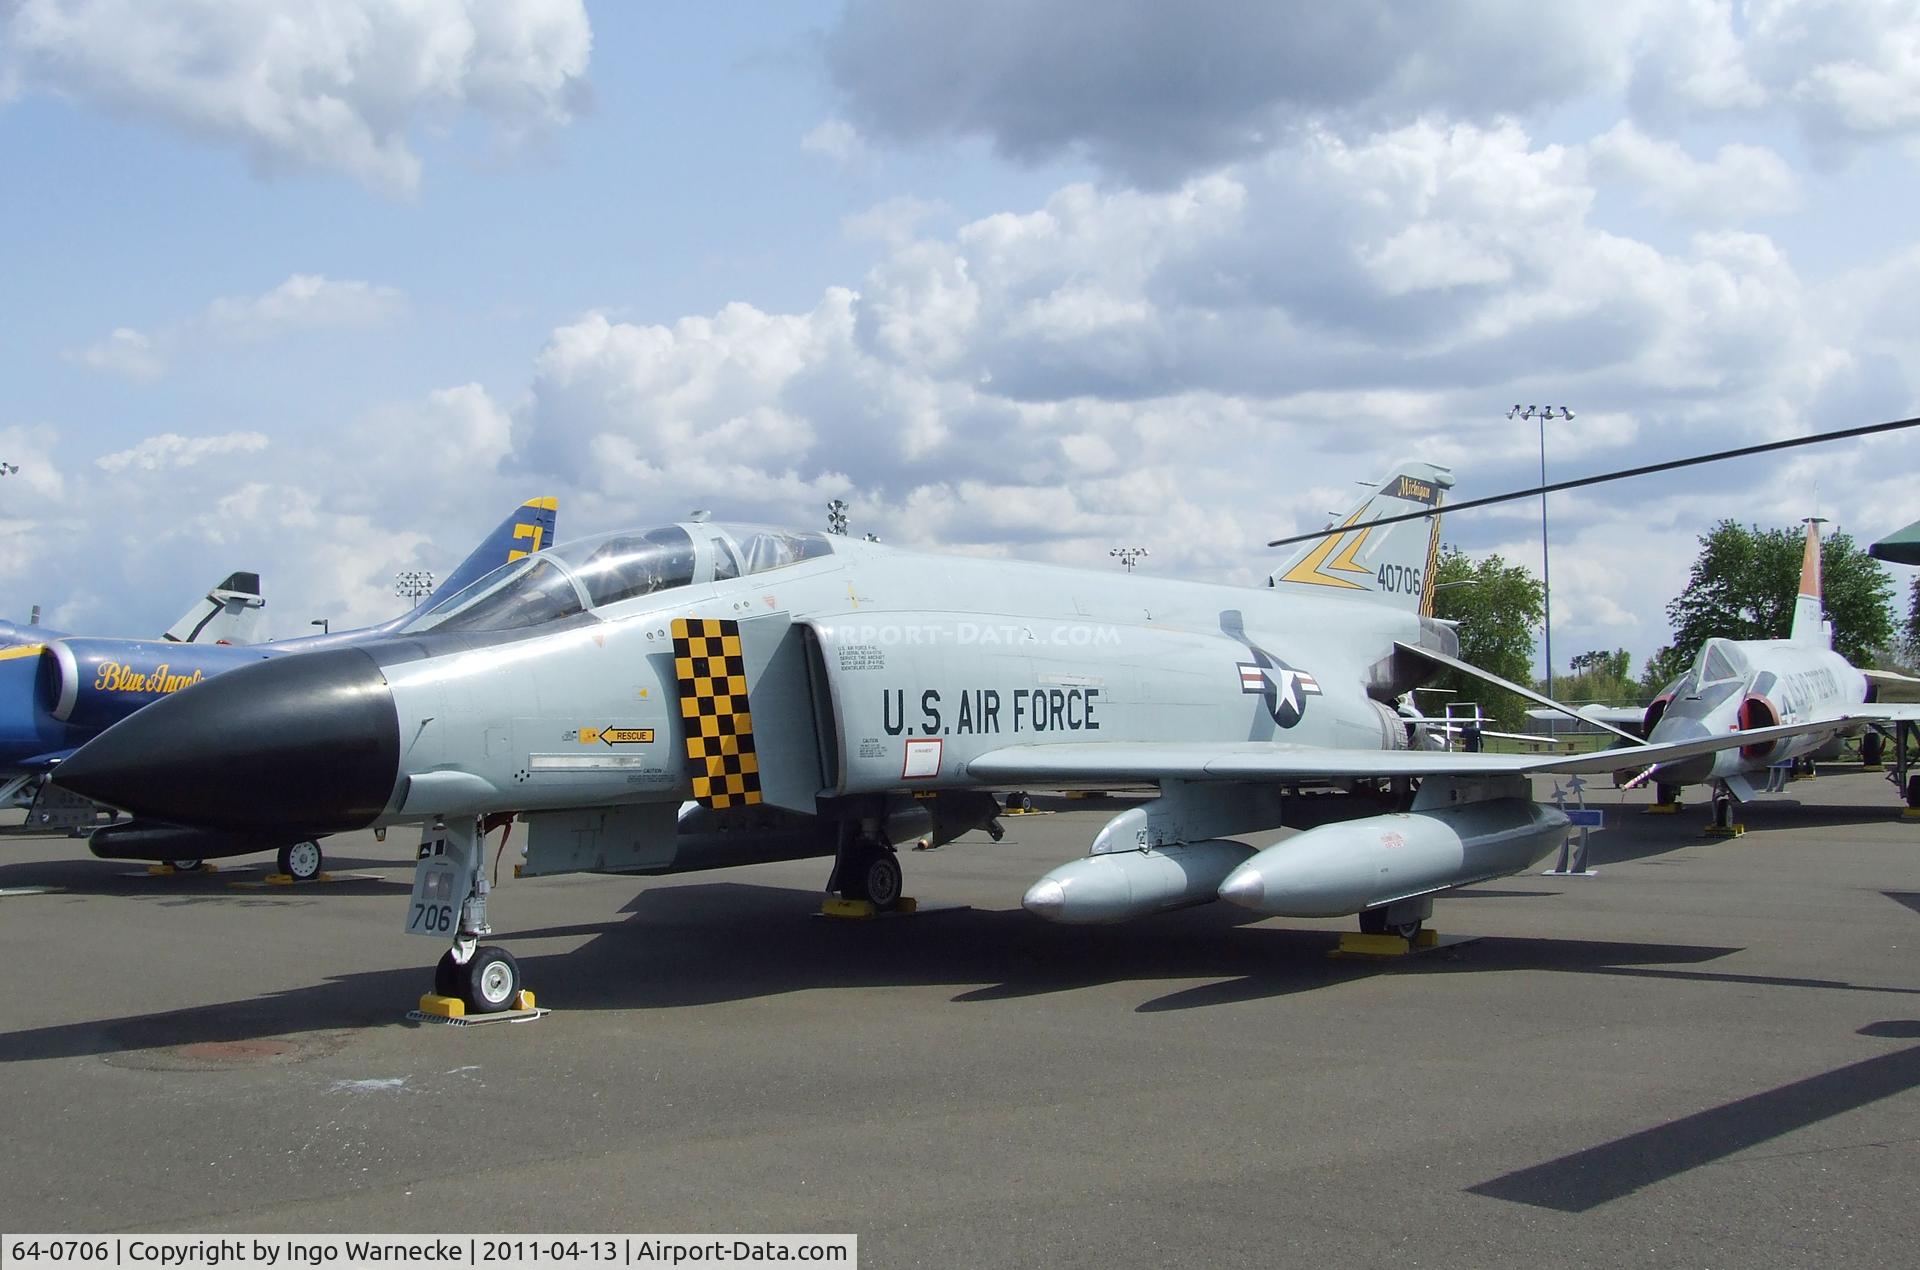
(68, 274), (405, 377)
(825, 1), (1920, 181)
(205, 274), (406, 340)
(484, 112), (1911, 671)
(1583, 122), (1801, 220)
(823, 0), (1649, 184)
(95, 430), (268, 473)
(2, 0), (593, 195)
(801, 118), (869, 168)
(66, 327), (166, 379)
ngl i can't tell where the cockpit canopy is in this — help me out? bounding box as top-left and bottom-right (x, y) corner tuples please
(402, 523), (835, 635)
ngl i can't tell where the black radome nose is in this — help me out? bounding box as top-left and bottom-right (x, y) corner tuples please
(55, 646), (401, 835)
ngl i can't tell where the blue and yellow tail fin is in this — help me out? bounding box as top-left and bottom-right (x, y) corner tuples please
(421, 497), (560, 606)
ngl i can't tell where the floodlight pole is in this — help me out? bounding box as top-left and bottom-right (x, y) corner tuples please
(311, 619), (329, 635)
(826, 499), (849, 536)
(1110, 546), (1149, 574)
(394, 570), (436, 601)
(1508, 405), (1574, 698)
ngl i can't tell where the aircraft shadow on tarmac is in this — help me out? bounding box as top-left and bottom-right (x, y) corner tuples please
(8, 878), (1920, 1067)
(0, 880), (1774, 1065)
(0, 854), (411, 898)
(1468, 1020), (1920, 1213)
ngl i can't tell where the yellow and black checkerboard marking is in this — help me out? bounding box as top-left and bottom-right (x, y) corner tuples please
(672, 617), (762, 809)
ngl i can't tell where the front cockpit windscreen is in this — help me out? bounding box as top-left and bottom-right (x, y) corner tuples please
(405, 556), (588, 634)
(401, 522), (835, 634)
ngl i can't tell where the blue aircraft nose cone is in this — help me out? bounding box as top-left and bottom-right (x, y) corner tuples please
(54, 647), (400, 835)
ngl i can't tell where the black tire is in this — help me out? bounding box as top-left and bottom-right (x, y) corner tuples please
(841, 843), (904, 909)
(170, 859), (202, 873)
(1358, 908), (1387, 935)
(1907, 775), (1920, 810)
(1391, 919), (1424, 941)
(278, 840), (324, 881)
(1861, 731), (1885, 766)
(433, 950), (463, 999)
(463, 946), (520, 1014)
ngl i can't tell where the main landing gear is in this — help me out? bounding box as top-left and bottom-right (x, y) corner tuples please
(1704, 780), (1744, 837)
(277, 839), (324, 882)
(827, 820), (909, 913)
(1358, 896), (1430, 942)
(412, 817), (526, 1015)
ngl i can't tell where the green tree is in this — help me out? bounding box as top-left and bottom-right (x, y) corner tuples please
(1427, 545), (1544, 731)
(1661, 521), (1894, 670)
(1560, 648), (1640, 705)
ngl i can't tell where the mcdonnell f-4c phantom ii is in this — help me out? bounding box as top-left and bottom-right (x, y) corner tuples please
(54, 463), (1836, 1013)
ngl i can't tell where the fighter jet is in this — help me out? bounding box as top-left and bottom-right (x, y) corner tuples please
(0, 571), (265, 653)
(0, 570), (265, 813)
(1631, 519), (1920, 828)
(5, 497), (557, 877)
(54, 464), (1834, 1013)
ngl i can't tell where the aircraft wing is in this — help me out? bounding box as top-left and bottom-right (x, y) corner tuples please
(1862, 668), (1920, 688)
(968, 719), (1844, 784)
(1848, 703), (1920, 724)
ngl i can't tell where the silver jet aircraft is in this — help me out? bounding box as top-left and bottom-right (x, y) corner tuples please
(1633, 519), (1920, 827)
(54, 463), (1834, 1013)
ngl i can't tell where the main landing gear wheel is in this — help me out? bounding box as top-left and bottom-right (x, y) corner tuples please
(1359, 910), (1423, 940)
(1907, 774), (1920, 809)
(842, 844), (904, 910)
(462, 946), (521, 1014)
(170, 858), (202, 873)
(278, 840), (323, 881)
(1862, 731), (1885, 766)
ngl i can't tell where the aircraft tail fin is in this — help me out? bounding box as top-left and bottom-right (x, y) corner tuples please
(163, 572), (265, 645)
(1789, 518), (1828, 646)
(418, 497), (560, 608)
(1269, 461), (1453, 614)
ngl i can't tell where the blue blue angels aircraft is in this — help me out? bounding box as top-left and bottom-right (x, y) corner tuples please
(0, 571), (267, 651)
(1, 497), (557, 879)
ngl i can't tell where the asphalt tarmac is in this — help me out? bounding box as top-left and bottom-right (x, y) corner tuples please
(3, 772), (1918, 1267)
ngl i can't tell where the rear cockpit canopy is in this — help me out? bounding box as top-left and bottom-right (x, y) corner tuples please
(401, 523), (835, 634)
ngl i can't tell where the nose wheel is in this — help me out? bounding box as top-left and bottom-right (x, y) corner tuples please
(411, 818), (531, 1015)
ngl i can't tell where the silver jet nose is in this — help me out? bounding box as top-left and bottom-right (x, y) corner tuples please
(54, 647), (401, 836)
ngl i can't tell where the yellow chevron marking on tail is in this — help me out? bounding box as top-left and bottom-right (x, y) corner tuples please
(671, 617), (762, 810)
(1278, 508), (1372, 590)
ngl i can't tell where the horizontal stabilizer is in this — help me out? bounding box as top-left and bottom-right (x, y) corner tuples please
(1393, 640), (1646, 746)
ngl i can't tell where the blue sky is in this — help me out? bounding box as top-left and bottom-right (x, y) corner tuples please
(4, 1), (1919, 674)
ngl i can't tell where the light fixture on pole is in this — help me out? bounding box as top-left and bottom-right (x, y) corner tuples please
(1506, 404), (1575, 697)
(0, 461), (18, 476)
(310, 618), (330, 635)
(826, 499), (849, 536)
(394, 569), (436, 601)
(1110, 546), (1149, 574)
